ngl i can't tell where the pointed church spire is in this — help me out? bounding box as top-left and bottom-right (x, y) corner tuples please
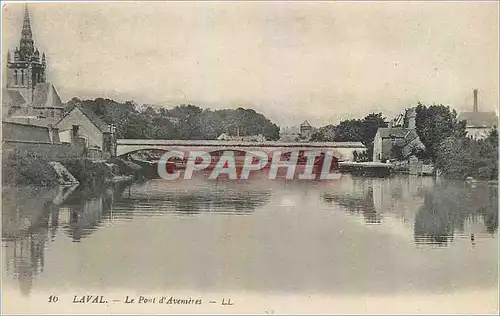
(19, 4), (35, 58)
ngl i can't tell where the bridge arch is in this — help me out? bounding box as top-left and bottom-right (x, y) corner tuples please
(118, 147), (170, 158)
(117, 145), (174, 157)
(116, 139), (367, 161)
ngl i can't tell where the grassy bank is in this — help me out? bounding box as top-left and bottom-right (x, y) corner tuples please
(2, 155), (137, 187)
(2, 154), (60, 186)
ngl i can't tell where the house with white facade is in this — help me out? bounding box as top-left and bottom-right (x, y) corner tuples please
(458, 89), (498, 140)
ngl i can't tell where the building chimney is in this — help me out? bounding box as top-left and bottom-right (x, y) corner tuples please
(473, 89), (478, 112)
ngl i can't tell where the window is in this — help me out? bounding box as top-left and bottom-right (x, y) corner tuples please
(20, 70), (24, 85)
(14, 70), (18, 85)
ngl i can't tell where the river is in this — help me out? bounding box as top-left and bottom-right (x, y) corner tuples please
(2, 172), (498, 312)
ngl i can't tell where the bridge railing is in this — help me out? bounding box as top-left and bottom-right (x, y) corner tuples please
(116, 139), (366, 148)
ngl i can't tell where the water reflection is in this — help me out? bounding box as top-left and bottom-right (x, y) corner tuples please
(323, 187), (381, 224)
(60, 182), (128, 242)
(2, 185), (77, 295)
(414, 181), (498, 246)
(322, 176), (498, 246)
(118, 179), (272, 215)
(2, 178), (274, 295)
(2, 174), (498, 296)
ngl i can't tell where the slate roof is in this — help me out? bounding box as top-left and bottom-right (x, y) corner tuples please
(2, 89), (26, 107)
(31, 83), (64, 109)
(77, 104), (111, 133)
(376, 127), (411, 139)
(57, 104), (110, 133)
(301, 120), (312, 127)
(458, 112), (498, 128)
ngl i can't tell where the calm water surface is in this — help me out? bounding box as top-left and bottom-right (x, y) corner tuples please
(2, 172), (498, 296)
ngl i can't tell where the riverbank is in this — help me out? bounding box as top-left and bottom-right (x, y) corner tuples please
(1, 155), (139, 187)
(3, 152), (497, 187)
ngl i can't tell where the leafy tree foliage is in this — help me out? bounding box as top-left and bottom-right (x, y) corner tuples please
(312, 113), (388, 144)
(65, 98), (280, 140)
(435, 129), (498, 180)
(413, 102), (497, 180)
(312, 113), (388, 160)
(310, 124), (336, 142)
(414, 102), (467, 162)
(414, 178), (498, 243)
(359, 113), (388, 158)
(332, 119), (364, 142)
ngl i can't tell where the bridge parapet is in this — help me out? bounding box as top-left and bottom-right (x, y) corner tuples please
(116, 139), (367, 161)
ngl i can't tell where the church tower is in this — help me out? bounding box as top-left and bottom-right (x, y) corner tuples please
(6, 5), (47, 103)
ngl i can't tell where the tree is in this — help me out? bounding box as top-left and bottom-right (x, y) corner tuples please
(360, 113), (388, 159)
(415, 103), (466, 162)
(310, 113), (387, 160)
(434, 128), (498, 180)
(333, 119), (364, 142)
(310, 124), (336, 141)
(64, 98), (281, 141)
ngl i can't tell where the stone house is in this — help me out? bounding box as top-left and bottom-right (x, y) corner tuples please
(55, 104), (115, 157)
(372, 108), (425, 162)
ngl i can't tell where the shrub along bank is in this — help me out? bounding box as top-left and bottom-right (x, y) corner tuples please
(2, 154), (60, 186)
(435, 129), (498, 181)
(2, 155), (136, 187)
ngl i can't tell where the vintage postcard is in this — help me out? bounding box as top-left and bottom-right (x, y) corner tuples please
(1, 1), (499, 314)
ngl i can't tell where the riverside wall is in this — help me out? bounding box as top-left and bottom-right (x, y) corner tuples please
(2, 141), (85, 161)
(2, 121), (131, 186)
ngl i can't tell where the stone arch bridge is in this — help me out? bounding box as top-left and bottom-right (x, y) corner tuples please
(116, 139), (366, 161)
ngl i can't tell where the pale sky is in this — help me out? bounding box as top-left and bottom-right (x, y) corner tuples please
(2, 1), (499, 127)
